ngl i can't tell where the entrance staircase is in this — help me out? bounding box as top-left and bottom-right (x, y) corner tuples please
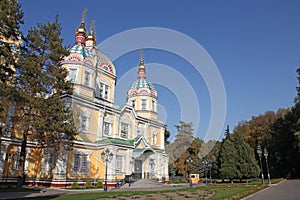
(121, 179), (170, 189)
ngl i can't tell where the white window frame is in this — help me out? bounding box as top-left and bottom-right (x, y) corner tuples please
(141, 99), (147, 110)
(73, 153), (81, 172)
(152, 99), (157, 112)
(103, 116), (112, 136)
(152, 131), (157, 145)
(100, 82), (110, 100)
(83, 68), (94, 87)
(136, 126), (144, 136)
(115, 155), (124, 173)
(83, 70), (91, 86)
(80, 110), (91, 132)
(103, 121), (111, 136)
(71, 149), (91, 175)
(12, 152), (19, 171)
(67, 67), (78, 83)
(41, 148), (54, 175)
(120, 122), (129, 139)
(81, 116), (88, 131)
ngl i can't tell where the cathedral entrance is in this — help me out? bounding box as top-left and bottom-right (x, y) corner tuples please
(133, 160), (142, 179)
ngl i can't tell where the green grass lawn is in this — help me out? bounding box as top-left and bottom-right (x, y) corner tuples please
(208, 185), (259, 200)
(0, 178), (283, 200)
(50, 185), (267, 200)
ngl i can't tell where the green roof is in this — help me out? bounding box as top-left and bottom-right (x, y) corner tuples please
(96, 136), (141, 146)
(133, 148), (145, 153)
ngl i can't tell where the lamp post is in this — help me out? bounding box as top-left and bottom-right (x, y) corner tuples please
(264, 147), (271, 185)
(186, 156), (193, 187)
(256, 144), (264, 184)
(101, 149), (113, 192)
(208, 161), (212, 184)
(202, 159), (208, 185)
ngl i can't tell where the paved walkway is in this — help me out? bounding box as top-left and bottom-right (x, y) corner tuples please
(244, 179), (300, 200)
(0, 187), (103, 199)
(0, 180), (190, 199)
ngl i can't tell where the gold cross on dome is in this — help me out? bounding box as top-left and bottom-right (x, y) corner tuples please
(81, 8), (88, 23)
(90, 20), (96, 33)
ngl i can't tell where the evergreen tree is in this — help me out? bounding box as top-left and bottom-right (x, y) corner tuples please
(0, 0), (23, 115)
(219, 134), (238, 183)
(233, 131), (260, 181)
(205, 140), (221, 178)
(270, 106), (300, 178)
(0, 0), (23, 82)
(266, 66), (300, 178)
(15, 16), (77, 189)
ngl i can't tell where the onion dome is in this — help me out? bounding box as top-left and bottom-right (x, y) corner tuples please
(69, 9), (92, 57)
(69, 44), (91, 57)
(75, 8), (87, 45)
(86, 20), (96, 47)
(128, 50), (157, 98)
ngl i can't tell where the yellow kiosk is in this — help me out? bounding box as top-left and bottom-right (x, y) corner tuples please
(189, 174), (200, 184)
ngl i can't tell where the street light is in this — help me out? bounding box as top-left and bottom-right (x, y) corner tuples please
(208, 161), (212, 184)
(186, 156), (193, 187)
(256, 144), (264, 184)
(101, 149), (113, 192)
(202, 159), (208, 185)
(264, 147), (271, 185)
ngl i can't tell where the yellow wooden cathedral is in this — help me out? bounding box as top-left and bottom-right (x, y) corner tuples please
(0, 11), (169, 187)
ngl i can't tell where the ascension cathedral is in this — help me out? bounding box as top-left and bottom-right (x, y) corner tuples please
(0, 11), (169, 187)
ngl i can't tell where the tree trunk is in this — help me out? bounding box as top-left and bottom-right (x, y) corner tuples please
(17, 130), (28, 189)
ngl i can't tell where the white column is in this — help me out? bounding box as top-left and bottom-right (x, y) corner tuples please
(97, 109), (104, 140)
(0, 143), (9, 176)
(161, 127), (165, 150)
(144, 123), (149, 141)
(55, 152), (67, 179)
(107, 147), (116, 181)
(24, 148), (32, 175)
(113, 115), (119, 138)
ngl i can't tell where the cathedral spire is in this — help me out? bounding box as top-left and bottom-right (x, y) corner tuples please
(138, 49), (146, 79)
(75, 8), (87, 45)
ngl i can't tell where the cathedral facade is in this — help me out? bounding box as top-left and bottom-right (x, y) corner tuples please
(0, 13), (168, 187)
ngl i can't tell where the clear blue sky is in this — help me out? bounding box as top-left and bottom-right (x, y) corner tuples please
(19, 0), (300, 141)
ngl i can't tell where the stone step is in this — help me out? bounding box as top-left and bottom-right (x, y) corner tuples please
(121, 179), (165, 189)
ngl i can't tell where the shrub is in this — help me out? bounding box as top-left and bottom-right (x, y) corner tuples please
(71, 182), (80, 189)
(167, 180), (172, 184)
(86, 181), (93, 189)
(181, 179), (187, 183)
(96, 181), (103, 188)
(174, 179), (180, 184)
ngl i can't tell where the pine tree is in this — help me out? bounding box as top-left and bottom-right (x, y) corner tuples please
(15, 16), (77, 189)
(219, 135), (238, 183)
(0, 0), (23, 117)
(0, 0), (23, 82)
(233, 131), (259, 181)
